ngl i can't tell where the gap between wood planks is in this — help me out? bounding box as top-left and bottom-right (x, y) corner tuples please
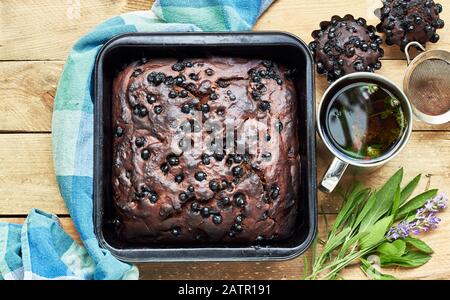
(0, 132), (449, 215)
(1, 60), (450, 132)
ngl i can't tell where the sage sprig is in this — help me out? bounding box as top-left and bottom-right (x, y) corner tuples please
(306, 168), (447, 280)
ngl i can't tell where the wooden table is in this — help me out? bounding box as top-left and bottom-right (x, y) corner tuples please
(1, 0), (449, 280)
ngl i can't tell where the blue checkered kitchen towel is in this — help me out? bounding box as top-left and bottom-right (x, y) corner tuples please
(0, 0), (273, 280)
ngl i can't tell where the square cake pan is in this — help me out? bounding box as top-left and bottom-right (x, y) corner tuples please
(94, 32), (317, 262)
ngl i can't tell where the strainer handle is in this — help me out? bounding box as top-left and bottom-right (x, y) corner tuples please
(405, 42), (426, 65)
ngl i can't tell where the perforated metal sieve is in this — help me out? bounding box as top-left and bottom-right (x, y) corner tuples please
(404, 42), (450, 124)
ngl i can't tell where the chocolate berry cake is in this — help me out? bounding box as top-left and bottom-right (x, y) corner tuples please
(111, 57), (300, 244)
(375, 0), (445, 50)
(309, 15), (384, 82)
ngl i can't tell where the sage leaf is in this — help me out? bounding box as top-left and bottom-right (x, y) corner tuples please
(363, 267), (398, 280)
(390, 186), (401, 218)
(359, 168), (403, 232)
(392, 239), (406, 254)
(339, 231), (369, 257)
(380, 251), (431, 268)
(360, 215), (393, 249)
(331, 186), (370, 235)
(400, 174), (421, 205)
(322, 227), (352, 256)
(377, 273), (398, 280)
(354, 192), (376, 229)
(377, 239), (406, 257)
(307, 171), (438, 280)
(396, 189), (438, 220)
(405, 237), (433, 254)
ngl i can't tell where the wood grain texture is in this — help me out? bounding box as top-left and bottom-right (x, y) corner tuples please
(0, 132), (449, 215)
(3, 213), (449, 280)
(138, 213), (450, 280)
(0, 0), (136, 61)
(1, 60), (448, 133)
(1, 0), (450, 281)
(1, 0), (449, 60)
(0, 134), (67, 214)
(0, 61), (63, 132)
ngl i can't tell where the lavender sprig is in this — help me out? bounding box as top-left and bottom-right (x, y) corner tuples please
(306, 171), (444, 280)
(386, 192), (447, 240)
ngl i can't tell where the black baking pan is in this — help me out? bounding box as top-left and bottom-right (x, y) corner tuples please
(94, 32), (316, 262)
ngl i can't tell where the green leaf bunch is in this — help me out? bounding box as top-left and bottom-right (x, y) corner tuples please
(306, 168), (439, 280)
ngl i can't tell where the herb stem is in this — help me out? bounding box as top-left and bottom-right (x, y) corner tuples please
(369, 109), (392, 118)
(321, 247), (376, 280)
(307, 243), (381, 280)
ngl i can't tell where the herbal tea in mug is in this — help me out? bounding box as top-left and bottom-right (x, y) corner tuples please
(324, 82), (406, 160)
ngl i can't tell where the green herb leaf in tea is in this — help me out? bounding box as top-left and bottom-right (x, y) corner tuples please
(325, 83), (407, 160)
(367, 84), (379, 95)
(366, 144), (383, 158)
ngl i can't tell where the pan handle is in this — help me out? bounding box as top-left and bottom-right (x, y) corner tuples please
(405, 41), (426, 65)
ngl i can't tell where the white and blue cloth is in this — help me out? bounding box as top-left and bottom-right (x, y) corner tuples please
(0, 0), (273, 280)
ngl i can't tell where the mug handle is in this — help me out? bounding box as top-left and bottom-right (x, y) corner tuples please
(320, 157), (348, 193)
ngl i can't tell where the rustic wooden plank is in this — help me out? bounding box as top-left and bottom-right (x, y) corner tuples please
(0, 61), (63, 132)
(0, 0), (144, 61)
(1, 0), (449, 282)
(3, 212), (448, 280)
(138, 211), (450, 280)
(1, 60), (448, 132)
(317, 131), (450, 213)
(0, 132), (449, 215)
(0, 134), (67, 214)
(1, 0), (448, 61)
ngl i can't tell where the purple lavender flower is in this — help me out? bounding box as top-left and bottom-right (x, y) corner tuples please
(424, 201), (435, 212)
(386, 192), (447, 240)
(417, 213), (441, 232)
(433, 192), (447, 210)
(386, 220), (413, 240)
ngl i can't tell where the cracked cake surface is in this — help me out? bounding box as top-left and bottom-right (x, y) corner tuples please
(111, 57), (300, 244)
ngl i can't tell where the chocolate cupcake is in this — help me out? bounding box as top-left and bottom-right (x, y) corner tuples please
(375, 0), (445, 50)
(309, 15), (384, 82)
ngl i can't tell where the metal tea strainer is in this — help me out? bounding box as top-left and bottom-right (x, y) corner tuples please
(404, 41), (450, 124)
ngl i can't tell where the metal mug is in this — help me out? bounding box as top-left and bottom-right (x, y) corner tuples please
(317, 72), (413, 193)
